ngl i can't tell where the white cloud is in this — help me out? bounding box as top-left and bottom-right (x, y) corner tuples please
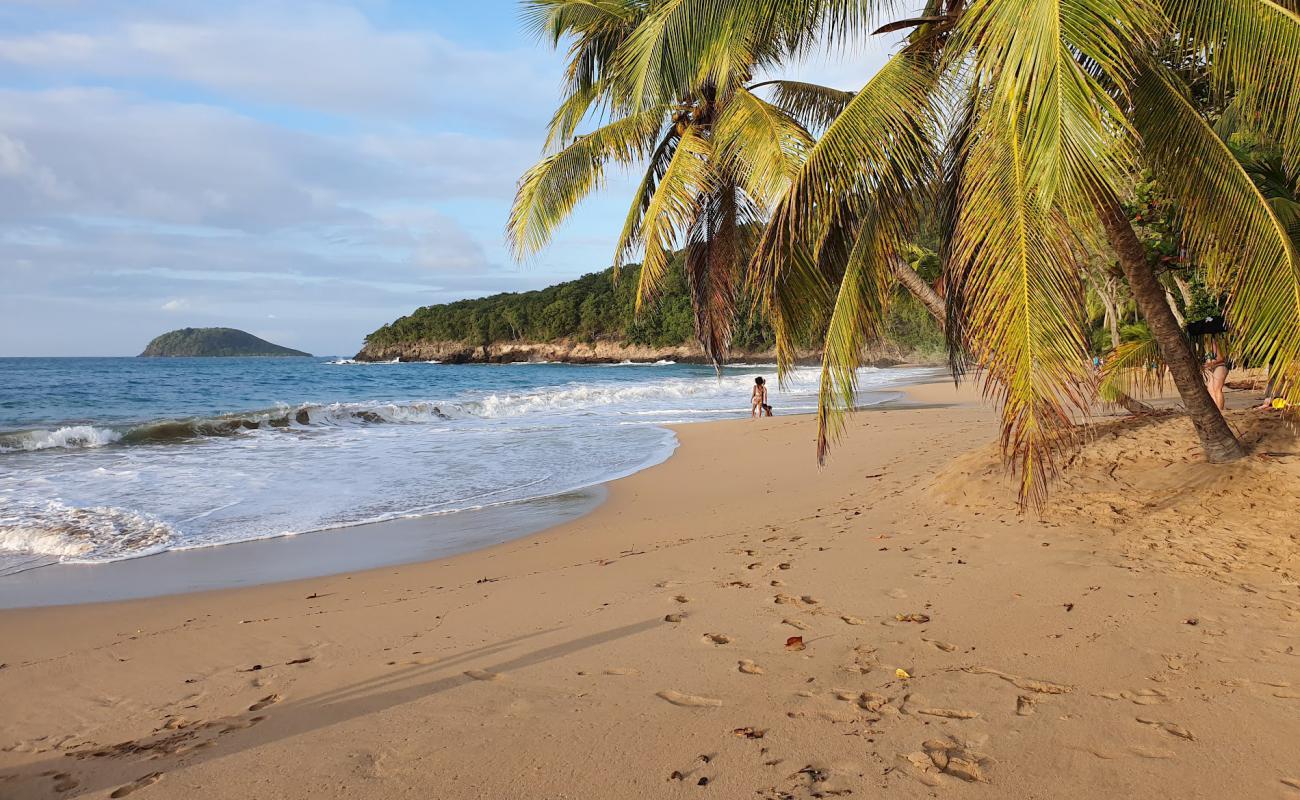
(0, 1), (647, 355)
(0, 4), (559, 123)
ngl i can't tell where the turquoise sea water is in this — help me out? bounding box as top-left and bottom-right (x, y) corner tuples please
(0, 356), (931, 573)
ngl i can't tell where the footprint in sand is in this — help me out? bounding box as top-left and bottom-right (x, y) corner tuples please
(51, 773), (79, 793)
(914, 707), (980, 720)
(922, 637), (957, 652)
(465, 669), (501, 681)
(965, 666), (1072, 694)
(782, 618), (810, 631)
(248, 693), (280, 712)
(673, 595), (691, 604)
(1016, 695), (1038, 716)
(1096, 688), (1173, 705)
(887, 588), (908, 599)
(738, 660), (765, 675)
(664, 613), (685, 623)
(1135, 717), (1195, 740)
(110, 772), (162, 798)
(656, 690), (722, 708)
(603, 668), (640, 676)
(840, 615), (866, 626)
(903, 739), (989, 784)
(703, 633), (733, 645)
(1128, 746), (1176, 759)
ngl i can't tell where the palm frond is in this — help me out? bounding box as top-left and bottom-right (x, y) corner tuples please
(815, 203), (901, 463)
(748, 79), (856, 132)
(749, 48), (936, 390)
(633, 125), (713, 311)
(508, 109), (666, 260)
(1098, 327), (1166, 403)
(713, 87), (813, 207)
(752, 49), (937, 299)
(521, 0), (637, 44)
(945, 102), (1094, 508)
(544, 82), (603, 150)
(612, 127), (682, 274)
(1160, 0), (1300, 173)
(611, 0), (898, 108)
(955, 0), (1156, 211)
(1130, 61), (1300, 407)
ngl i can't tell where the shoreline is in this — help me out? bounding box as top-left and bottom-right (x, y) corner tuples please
(0, 488), (605, 609)
(0, 375), (937, 608)
(1, 379), (1295, 799)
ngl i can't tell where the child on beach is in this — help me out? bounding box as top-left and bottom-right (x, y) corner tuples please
(752, 377), (773, 418)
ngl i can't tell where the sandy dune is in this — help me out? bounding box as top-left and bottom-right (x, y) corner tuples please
(1, 380), (1297, 799)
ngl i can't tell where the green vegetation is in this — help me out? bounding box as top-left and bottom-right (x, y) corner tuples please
(510, 0), (1300, 504)
(139, 328), (311, 358)
(364, 256), (943, 358)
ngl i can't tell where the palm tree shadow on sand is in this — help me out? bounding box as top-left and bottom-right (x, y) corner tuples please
(3, 617), (663, 799)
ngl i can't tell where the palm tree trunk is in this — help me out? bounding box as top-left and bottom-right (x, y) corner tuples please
(1115, 391), (1156, 415)
(1172, 274), (1195, 308)
(890, 259), (946, 330)
(1099, 282), (1121, 348)
(1165, 290), (1185, 326)
(1095, 197), (1246, 462)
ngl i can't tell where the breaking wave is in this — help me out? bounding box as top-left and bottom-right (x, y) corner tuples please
(0, 370), (824, 453)
(0, 501), (175, 562)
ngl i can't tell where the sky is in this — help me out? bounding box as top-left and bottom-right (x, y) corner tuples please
(0, 0), (894, 357)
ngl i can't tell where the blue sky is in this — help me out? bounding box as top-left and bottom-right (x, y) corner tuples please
(0, 1), (892, 356)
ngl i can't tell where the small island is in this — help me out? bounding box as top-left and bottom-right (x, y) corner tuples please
(139, 327), (312, 358)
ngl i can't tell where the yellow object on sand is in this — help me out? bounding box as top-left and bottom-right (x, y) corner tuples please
(896, 668), (911, 679)
(1273, 398), (1289, 410)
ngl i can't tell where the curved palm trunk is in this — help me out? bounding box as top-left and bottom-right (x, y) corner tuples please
(890, 259), (946, 330)
(1115, 392), (1156, 416)
(1095, 197), (1246, 462)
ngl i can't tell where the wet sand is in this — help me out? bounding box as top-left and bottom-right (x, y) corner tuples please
(1, 380), (1297, 799)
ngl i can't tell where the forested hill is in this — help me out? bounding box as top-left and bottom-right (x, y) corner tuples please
(140, 328), (311, 357)
(357, 259), (943, 364)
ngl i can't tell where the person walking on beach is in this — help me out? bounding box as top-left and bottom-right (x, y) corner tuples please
(1205, 338), (1231, 412)
(752, 377), (773, 418)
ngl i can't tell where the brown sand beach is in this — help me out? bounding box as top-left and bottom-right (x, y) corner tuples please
(1, 380), (1298, 799)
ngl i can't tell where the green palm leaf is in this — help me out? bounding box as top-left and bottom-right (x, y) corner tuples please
(712, 86), (812, 206)
(1098, 327), (1166, 403)
(954, 0), (1155, 211)
(946, 102), (1094, 507)
(508, 109), (666, 260)
(1130, 61), (1300, 407)
(815, 203), (900, 463)
(748, 80), (856, 132)
(1160, 0), (1300, 173)
(633, 125), (714, 311)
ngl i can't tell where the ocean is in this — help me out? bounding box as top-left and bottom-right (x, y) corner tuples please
(0, 357), (933, 576)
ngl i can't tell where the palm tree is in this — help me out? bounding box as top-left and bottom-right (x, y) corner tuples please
(610, 0), (1299, 502)
(1104, 121), (1300, 411)
(509, 0), (843, 367)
